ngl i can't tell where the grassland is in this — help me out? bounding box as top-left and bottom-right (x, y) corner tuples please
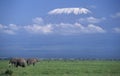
(0, 60), (120, 76)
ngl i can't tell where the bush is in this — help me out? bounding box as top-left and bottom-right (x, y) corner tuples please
(5, 69), (13, 76)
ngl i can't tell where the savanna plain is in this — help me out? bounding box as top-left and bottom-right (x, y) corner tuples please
(0, 60), (120, 76)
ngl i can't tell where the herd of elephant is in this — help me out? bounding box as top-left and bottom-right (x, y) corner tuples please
(9, 58), (39, 67)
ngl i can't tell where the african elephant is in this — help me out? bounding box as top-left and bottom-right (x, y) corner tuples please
(9, 58), (18, 67)
(16, 58), (26, 67)
(27, 58), (39, 66)
(9, 58), (26, 67)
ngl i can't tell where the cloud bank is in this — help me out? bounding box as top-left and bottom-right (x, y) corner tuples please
(23, 23), (106, 35)
(0, 17), (106, 35)
(52, 23), (105, 34)
(48, 8), (91, 15)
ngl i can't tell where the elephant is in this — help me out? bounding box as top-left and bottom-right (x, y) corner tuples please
(16, 58), (26, 67)
(9, 58), (26, 67)
(27, 58), (39, 66)
(9, 58), (18, 67)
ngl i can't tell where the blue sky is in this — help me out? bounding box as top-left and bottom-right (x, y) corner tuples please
(0, 0), (120, 58)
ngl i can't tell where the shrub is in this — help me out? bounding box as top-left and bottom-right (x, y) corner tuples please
(5, 69), (13, 76)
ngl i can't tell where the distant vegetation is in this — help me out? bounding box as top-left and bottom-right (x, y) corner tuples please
(0, 60), (120, 76)
(1, 57), (120, 61)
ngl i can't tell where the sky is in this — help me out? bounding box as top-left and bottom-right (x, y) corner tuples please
(0, 0), (120, 59)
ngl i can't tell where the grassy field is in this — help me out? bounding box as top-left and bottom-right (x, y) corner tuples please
(0, 60), (120, 76)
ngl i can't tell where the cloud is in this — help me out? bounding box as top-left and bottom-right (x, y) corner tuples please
(0, 22), (106, 35)
(113, 27), (120, 33)
(111, 12), (120, 18)
(23, 23), (105, 35)
(53, 23), (106, 34)
(24, 24), (53, 34)
(86, 24), (106, 33)
(32, 17), (43, 24)
(24, 23), (106, 35)
(0, 17), (106, 35)
(0, 24), (19, 35)
(48, 8), (91, 15)
(79, 17), (106, 23)
(8, 24), (19, 30)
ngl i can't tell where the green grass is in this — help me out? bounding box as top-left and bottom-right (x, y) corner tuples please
(0, 60), (120, 76)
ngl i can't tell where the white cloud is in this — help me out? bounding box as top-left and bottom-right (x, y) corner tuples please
(32, 17), (43, 24)
(86, 24), (106, 33)
(0, 22), (106, 35)
(0, 24), (19, 35)
(79, 17), (106, 23)
(54, 23), (106, 34)
(111, 12), (120, 18)
(48, 8), (91, 15)
(24, 24), (53, 34)
(113, 27), (120, 33)
(8, 24), (19, 30)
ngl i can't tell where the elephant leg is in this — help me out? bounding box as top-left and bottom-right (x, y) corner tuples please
(33, 63), (35, 66)
(16, 65), (18, 67)
(22, 64), (26, 67)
